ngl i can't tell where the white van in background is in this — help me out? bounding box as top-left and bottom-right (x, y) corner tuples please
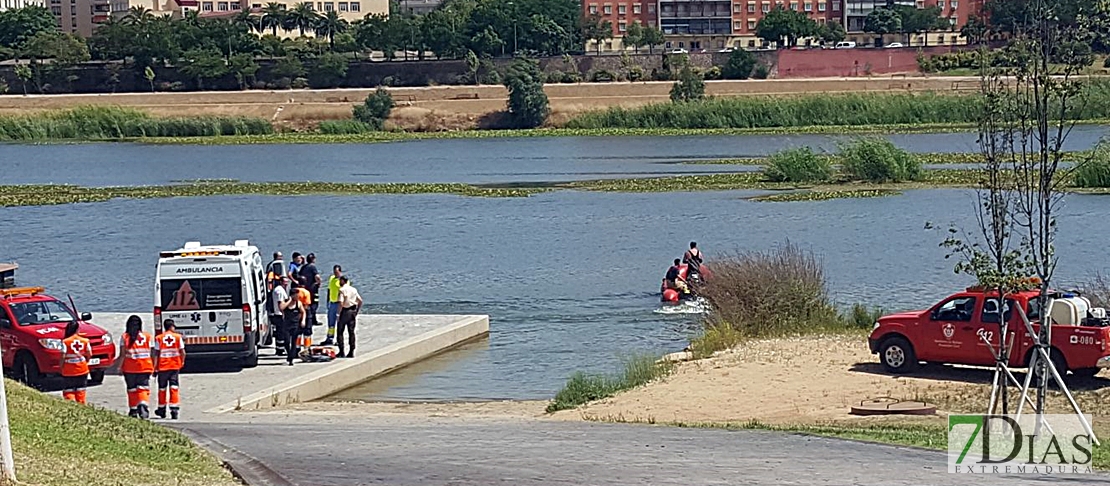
(154, 240), (271, 368)
(834, 41), (857, 49)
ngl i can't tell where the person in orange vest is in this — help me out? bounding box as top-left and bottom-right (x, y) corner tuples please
(120, 315), (154, 419)
(59, 320), (92, 405)
(153, 319), (186, 420)
(292, 277), (314, 359)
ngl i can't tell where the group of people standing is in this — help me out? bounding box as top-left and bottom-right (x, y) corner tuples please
(60, 315), (186, 420)
(265, 251), (362, 365)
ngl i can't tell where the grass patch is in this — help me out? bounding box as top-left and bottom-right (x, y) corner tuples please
(318, 119), (375, 135)
(838, 137), (922, 182)
(546, 354), (673, 413)
(685, 151), (1079, 166)
(1074, 142), (1110, 188)
(4, 379), (237, 486)
(566, 82), (1110, 130)
(749, 189), (901, 202)
(0, 106), (272, 141)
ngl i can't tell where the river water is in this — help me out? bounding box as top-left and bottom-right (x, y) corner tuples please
(2, 130), (1109, 401)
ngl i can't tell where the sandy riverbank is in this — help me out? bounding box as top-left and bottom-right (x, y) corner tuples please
(282, 333), (1110, 432)
(0, 76), (978, 131)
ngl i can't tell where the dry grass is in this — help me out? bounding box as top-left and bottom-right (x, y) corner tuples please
(0, 77), (980, 132)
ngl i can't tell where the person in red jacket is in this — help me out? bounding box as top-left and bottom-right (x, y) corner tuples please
(59, 320), (92, 405)
(153, 319), (186, 420)
(120, 315), (154, 419)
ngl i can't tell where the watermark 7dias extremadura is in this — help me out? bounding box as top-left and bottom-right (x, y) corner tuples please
(949, 414), (1094, 474)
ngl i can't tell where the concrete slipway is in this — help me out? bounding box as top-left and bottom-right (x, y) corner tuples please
(77, 312), (489, 418)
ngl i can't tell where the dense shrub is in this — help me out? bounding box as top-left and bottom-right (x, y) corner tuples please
(669, 67), (705, 103)
(0, 106), (272, 140)
(703, 66), (722, 80)
(763, 147), (833, 183)
(841, 303), (884, 329)
(590, 69), (616, 82)
(838, 137), (921, 182)
(752, 63), (770, 79)
(696, 242), (840, 340)
(503, 57), (549, 128)
(722, 49), (756, 80)
(352, 87), (394, 130)
(1074, 141), (1110, 188)
(1104, 57), (1110, 69)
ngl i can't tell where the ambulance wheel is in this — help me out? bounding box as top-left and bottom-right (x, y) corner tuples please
(879, 336), (918, 374)
(242, 349), (259, 369)
(15, 353), (43, 390)
(88, 371), (105, 386)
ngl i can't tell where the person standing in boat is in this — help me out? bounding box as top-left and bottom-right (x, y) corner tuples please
(683, 242), (703, 281)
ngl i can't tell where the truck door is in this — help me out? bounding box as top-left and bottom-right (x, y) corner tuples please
(0, 307), (14, 367)
(970, 298), (1013, 366)
(926, 296), (981, 363)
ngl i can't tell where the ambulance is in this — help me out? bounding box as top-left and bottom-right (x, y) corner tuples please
(154, 240), (271, 368)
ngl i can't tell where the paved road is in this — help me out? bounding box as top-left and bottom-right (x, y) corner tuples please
(182, 416), (1110, 486)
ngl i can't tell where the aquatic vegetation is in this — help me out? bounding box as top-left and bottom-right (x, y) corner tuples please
(763, 147), (833, 183)
(0, 106), (272, 141)
(750, 189), (901, 202)
(0, 181), (540, 207)
(565, 83), (1110, 130)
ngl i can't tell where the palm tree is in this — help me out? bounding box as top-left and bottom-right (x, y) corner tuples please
(284, 2), (320, 37)
(233, 8), (261, 33)
(315, 10), (348, 49)
(123, 6), (152, 25)
(261, 2), (286, 36)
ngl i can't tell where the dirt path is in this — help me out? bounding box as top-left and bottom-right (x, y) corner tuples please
(0, 76), (979, 131)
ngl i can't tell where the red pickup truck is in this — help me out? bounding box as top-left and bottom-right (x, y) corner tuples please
(868, 287), (1110, 378)
(0, 287), (118, 390)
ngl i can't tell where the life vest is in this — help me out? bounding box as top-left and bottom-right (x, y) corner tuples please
(154, 331), (185, 371)
(120, 332), (155, 374)
(61, 335), (92, 377)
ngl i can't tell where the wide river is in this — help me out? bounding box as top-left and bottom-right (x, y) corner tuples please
(3, 129), (1109, 401)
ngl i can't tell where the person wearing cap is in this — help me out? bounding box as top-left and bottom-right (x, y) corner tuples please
(270, 274), (291, 355)
(323, 265), (342, 346)
(336, 276), (362, 358)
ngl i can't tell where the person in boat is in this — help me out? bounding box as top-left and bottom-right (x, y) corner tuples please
(664, 259), (689, 294)
(683, 242), (703, 280)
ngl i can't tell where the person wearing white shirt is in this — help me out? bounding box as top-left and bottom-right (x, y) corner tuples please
(336, 276), (363, 358)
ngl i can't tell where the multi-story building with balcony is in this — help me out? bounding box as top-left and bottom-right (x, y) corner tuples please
(584, 0), (977, 53)
(0, 0), (45, 11)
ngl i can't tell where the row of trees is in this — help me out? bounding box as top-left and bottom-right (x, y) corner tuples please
(862, 5), (951, 45)
(754, 6), (846, 47)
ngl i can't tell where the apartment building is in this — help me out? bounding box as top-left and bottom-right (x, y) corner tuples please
(108, 0), (194, 22)
(584, 0), (657, 51)
(0, 0), (45, 11)
(584, 0), (976, 52)
(239, 0), (384, 24)
(52, 0), (109, 36)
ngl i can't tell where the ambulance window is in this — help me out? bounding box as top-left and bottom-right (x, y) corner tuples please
(161, 278), (243, 310)
(933, 297), (976, 322)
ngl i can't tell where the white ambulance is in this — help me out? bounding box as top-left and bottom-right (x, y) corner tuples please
(154, 240), (271, 368)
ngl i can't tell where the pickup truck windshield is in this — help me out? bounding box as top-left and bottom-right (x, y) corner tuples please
(10, 300), (76, 326)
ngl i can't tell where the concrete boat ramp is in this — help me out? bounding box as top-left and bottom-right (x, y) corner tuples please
(76, 312), (489, 418)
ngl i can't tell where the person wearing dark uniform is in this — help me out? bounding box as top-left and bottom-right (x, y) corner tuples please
(281, 283), (307, 366)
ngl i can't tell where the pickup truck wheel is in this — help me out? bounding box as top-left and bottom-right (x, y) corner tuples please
(879, 337), (919, 373)
(88, 370), (105, 386)
(15, 353), (44, 390)
(1031, 349), (1068, 386)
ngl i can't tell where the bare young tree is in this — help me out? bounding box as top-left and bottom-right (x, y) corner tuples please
(939, 0), (1097, 417)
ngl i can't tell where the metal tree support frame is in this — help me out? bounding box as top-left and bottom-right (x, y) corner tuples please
(980, 300), (1100, 445)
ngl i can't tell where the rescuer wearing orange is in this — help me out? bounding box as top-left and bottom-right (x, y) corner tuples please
(120, 315), (155, 419)
(153, 319), (186, 420)
(59, 320), (92, 404)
